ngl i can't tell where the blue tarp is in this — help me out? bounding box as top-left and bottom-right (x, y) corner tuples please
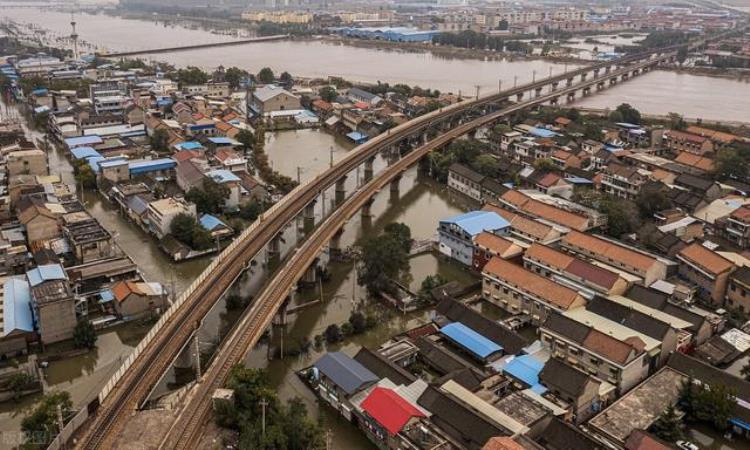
(346, 131), (368, 143)
(175, 141), (204, 151)
(3, 278), (33, 336)
(206, 169), (241, 184)
(65, 135), (103, 148)
(26, 264), (67, 287)
(99, 289), (115, 304)
(200, 214), (227, 231)
(208, 137), (240, 146)
(503, 355), (545, 388)
(731, 417), (750, 431)
(314, 352), (378, 395)
(440, 210), (509, 237)
(440, 322), (502, 359)
(528, 127), (559, 138)
(71, 146), (102, 160)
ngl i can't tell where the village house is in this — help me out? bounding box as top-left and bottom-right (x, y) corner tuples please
(663, 130), (714, 155)
(18, 199), (62, 244)
(539, 358), (606, 424)
(147, 197), (198, 239)
(0, 277), (35, 358)
(482, 204), (562, 244)
(27, 264), (76, 345)
(438, 211), (510, 266)
(726, 267), (750, 314)
(676, 243), (736, 305)
(600, 163), (650, 200)
(716, 205), (750, 249)
(472, 231), (524, 271)
(248, 85), (302, 117)
(110, 280), (167, 319)
(540, 312), (650, 394)
(561, 231), (672, 285)
(6, 149), (48, 177)
(482, 257), (587, 325)
(447, 163), (485, 202)
(498, 190), (591, 231)
(523, 243), (630, 296)
(62, 211), (114, 264)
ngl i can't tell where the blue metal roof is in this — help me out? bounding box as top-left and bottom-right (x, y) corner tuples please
(127, 195), (149, 215)
(440, 211), (509, 237)
(314, 352), (378, 395)
(731, 417), (750, 431)
(65, 135), (103, 148)
(71, 146), (102, 160)
(347, 131), (369, 143)
(26, 264), (67, 287)
(175, 141), (205, 151)
(529, 127), (559, 138)
(206, 169), (241, 184)
(440, 322), (502, 359)
(503, 355), (544, 388)
(199, 214), (227, 231)
(207, 137), (240, 146)
(31, 88), (48, 96)
(129, 158), (176, 175)
(3, 278), (33, 336)
(99, 159), (129, 169)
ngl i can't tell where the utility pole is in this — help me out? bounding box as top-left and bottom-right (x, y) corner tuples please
(498, 79), (502, 93)
(474, 85), (480, 100)
(532, 70), (536, 83)
(329, 146), (334, 168)
(260, 398), (268, 438)
(194, 334), (201, 379)
(297, 166), (301, 184)
(549, 66), (553, 79)
(514, 75), (518, 88)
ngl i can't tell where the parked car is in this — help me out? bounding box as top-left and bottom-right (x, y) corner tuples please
(676, 441), (699, 450)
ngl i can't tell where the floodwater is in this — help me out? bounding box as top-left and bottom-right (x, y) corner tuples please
(2, 7), (748, 121)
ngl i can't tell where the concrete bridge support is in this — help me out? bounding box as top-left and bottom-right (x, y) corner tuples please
(364, 156), (375, 182)
(335, 176), (347, 205)
(594, 68), (600, 77)
(516, 93), (523, 102)
(300, 260), (318, 287)
(621, 73), (629, 81)
(173, 338), (197, 370)
(567, 92), (576, 104)
(566, 77), (574, 87)
(609, 78), (617, 86)
(597, 82), (605, 91)
(273, 297), (290, 327)
(267, 233), (282, 265)
(329, 227), (345, 256)
(361, 197), (375, 218)
(535, 87), (542, 98)
(605, 66), (611, 74)
(550, 96), (559, 106)
(303, 201), (316, 232)
(580, 73), (587, 82)
(390, 173), (403, 201)
(551, 81), (559, 91)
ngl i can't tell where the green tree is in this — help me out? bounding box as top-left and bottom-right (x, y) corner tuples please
(677, 46), (688, 64)
(257, 67), (275, 84)
(635, 183), (672, 219)
(149, 128), (169, 153)
(7, 372), (35, 401)
(224, 66), (248, 90)
(419, 274), (448, 300)
(566, 108), (581, 122)
(191, 226), (214, 250)
(533, 158), (556, 173)
(358, 232), (410, 296)
(348, 312), (368, 334)
(236, 129), (255, 153)
(319, 86), (337, 102)
(279, 71), (293, 88)
(21, 391), (72, 447)
(239, 200), (264, 221)
(324, 324), (343, 344)
(74, 163), (97, 189)
(714, 145), (749, 181)
(613, 103), (642, 124)
(170, 213), (198, 245)
(649, 405), (684, 442)
(384, 223), (412, 252)
(668, 112), (687, 130)
(73, 320), (97, 349)
(601, 198), (641, 237)
(186, 178), (230, 214)
(679, 379), (736, 431)
(471, 154), (502, 177)
(175, 66), (209, 86)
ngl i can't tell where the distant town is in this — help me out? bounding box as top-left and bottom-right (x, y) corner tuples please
(0, 1), (750, 450)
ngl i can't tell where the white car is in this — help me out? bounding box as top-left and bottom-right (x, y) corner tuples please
(676, 441), (699, 450)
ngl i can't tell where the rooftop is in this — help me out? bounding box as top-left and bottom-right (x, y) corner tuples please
(361, 387), (425, 435)
(677, 242), (735, 276)
(314, 351), (378, 395)
(440, 322), (503, 360)
(440, 211), (510, 237)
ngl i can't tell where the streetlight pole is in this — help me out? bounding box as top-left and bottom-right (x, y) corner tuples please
(498, 79), (502, 93)
(514, 75), (517, 88)
(532, 70), (536, 83)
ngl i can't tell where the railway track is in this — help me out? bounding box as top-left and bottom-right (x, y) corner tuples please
(159, 55), (673, 449)
(75, 46), (682, 449)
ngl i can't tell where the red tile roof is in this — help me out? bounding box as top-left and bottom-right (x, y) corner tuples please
(583, 329), (639, 365)
(361, 387), (425, 435)
(483, 437), (527, 450)
(500, 191), (589, 231)
(483, 257), (583, 310)
(563, 231), (657, 273)
(474, 232), (522, 259)
(677, 243), (735, 276)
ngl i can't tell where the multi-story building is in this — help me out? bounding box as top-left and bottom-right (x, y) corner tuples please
(482, 257), (587, 324)
(147, 197), (198, 239)
(663, 130), (714, 155)
(248, 85), (301, 117)
(472, 231), (523, 271)
(600, 163), (650, 200)
(498, 190), (590, 231)
(6, 149), (48, 177)
(62, 212), (114, 264)
(726, 267), (750, 314)
(447, 163), (484, 202)
(540, 312), (651, 394)
(437, 211), (510, 266)
(716, 205), (750, 249)
(27, 264), (76, 345)
(561, 231), (672, 286)
(676, 243), (736, 305)
(523, 243), (630, 296)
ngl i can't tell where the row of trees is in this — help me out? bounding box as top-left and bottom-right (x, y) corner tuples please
(171, 65), (292, 89)
(170, 213), (214, 250)
(432, 30), (530, 54)
(215, 366), (326, 449)
(240, 127), (299, 194)
(315, 311), (378, 347)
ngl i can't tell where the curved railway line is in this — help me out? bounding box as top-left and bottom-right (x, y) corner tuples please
(74, 42), (696, 449)
(158, 54), (676, 448)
